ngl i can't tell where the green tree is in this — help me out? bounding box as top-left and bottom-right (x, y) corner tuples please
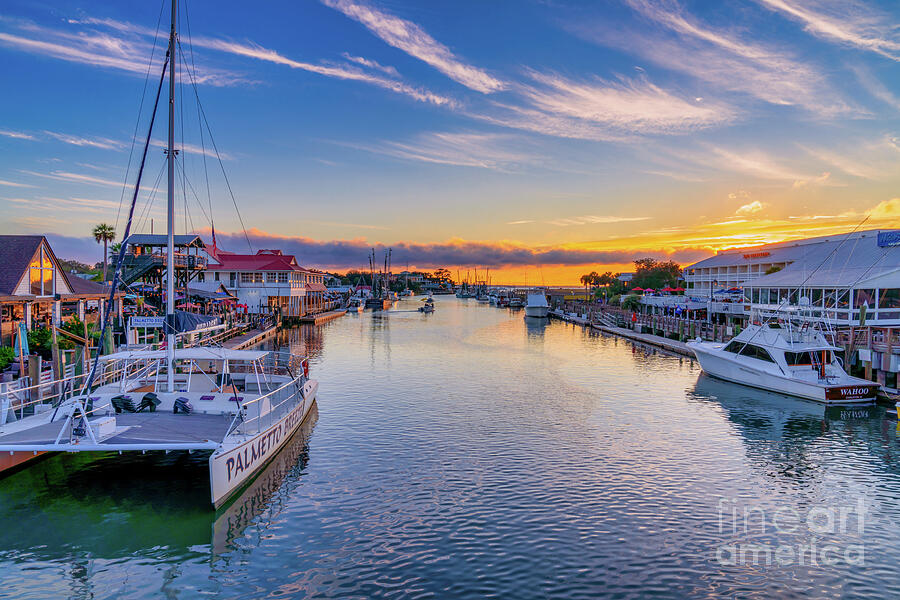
(622, 294), (641, 312)
(92, 223), (116, 283)
(630, 258), (682, 291)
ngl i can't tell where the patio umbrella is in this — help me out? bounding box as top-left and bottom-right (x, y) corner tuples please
(631, 287), (644, 292)
(661, 287), (675, 292)
(672, 287), (685, 292)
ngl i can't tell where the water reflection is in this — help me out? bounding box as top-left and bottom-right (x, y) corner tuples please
(0, 406), (318, 595)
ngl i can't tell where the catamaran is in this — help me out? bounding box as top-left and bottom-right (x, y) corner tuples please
(0, 0), (317, 508)
(688, 315), (878, 404)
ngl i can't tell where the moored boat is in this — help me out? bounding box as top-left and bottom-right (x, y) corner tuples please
(524, 293), (549, 318)
(688, 320), (879, 404)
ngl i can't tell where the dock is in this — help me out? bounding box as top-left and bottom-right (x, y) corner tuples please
(592, 323), (693, 357)
(299, 309), (347, 325)
(223, 325), (278, 349)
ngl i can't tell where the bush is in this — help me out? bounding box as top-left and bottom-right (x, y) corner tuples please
(0, 347), (14, 371)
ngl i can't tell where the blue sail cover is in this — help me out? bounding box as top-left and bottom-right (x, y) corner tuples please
(174, 310), (220, 333)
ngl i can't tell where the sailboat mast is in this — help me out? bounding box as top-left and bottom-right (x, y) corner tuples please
(166, 0), (177, 392)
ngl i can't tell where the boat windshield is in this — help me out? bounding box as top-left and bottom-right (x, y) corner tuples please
(785, 350), (833, 366)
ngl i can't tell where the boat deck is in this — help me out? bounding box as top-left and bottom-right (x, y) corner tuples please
(0, 412), (233, 446)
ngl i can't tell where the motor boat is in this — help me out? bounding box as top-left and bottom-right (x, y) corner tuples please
(688, 319), (879, 404)
(524, 293), (550, 318)
(419, 295), (435, 313)
(508, 296), (525, 308)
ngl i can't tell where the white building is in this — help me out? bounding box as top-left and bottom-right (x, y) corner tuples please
(195, 248), (327, 316)
(684, 229), (900, 326)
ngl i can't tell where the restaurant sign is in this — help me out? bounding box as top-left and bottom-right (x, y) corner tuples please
(877, 231), (900, 248)
(129, 316), (165, 328)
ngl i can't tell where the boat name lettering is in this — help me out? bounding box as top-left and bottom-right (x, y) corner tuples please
(224, 402), (306, 482)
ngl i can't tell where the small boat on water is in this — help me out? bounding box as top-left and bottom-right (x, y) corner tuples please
(688, 319), (879, 404)
(508, 296), (525, 308)
(419, 295), (435, 313)
(348, 297), (365, 312)
(524, 293), (549, 318)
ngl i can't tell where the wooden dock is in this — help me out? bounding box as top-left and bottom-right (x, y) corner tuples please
(223, 325), (278, 349)
(299, 309), (347, 325)
(591, 323), (693, 357)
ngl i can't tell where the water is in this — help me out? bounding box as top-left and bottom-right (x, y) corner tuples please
(2, 296), (900, 598)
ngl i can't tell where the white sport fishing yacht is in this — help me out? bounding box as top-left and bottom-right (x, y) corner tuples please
(525, 293), (550, 318)
(0, 0), (317, 508)
(688, 318), (878, 404)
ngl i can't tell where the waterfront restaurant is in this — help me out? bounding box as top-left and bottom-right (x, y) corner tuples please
(0, 235), (124, 345)
(683, 229), (900, 327)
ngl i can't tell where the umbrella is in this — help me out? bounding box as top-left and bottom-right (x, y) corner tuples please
(672, 287), (686, 292)
(661, 287), (675, 292)
(644, 288), (656, 292)
(631, 287), (644, 292)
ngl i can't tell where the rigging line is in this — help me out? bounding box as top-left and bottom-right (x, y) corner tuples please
(115, 0), (167, 234)
(80, 52), (170, 399)
(135, 160), (168, 233)
(173, 158), (213, 226)
(179, 41), (253, 253)
(181, 0), (214, 238)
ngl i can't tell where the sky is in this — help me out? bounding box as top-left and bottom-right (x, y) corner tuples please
(0, 0), (898, 284)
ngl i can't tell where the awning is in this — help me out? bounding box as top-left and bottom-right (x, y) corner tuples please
(100, 347), (270, 362)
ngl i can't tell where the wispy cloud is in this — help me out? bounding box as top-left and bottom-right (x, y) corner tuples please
(195, 37), (452, 106)
(547, 215), (651, 227)
(0, 179), (36, 188)
(507, 220), (534, 225)
(347, 131), (541, 170)
(0, 128), (35, 140)
(0, 21), (246, 86)
(340, 52), (399, 77)
(322, 0), (505, 93)
(19, 169), (128, 189)
(572, 0), (855, 116)
(756, 0), (900, 61)
(44, 130), (125, 150)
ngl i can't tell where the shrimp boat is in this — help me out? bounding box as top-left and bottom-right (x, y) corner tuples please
(687, 315), (878, 405)
(0, 0), (317, 508)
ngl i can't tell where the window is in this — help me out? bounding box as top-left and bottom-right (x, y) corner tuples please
(214, 272), (220, 282)
(197, 272), (205, 282)
(723, 341), (742, 354)
(254, 273), (263, 283)
(240, 272), (254, 284)
(727, 343), (775, 363)
(854, 289), (875, 309)
(267, 273), (277, 283)
(29, 245), (55, 296)
(785, 350), (832, 366)
(229, 272), (236, 285)
(278, 273), (288, 283)
(879, 289), (900, 310)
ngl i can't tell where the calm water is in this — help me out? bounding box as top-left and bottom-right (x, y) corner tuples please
(2, 297), (900, 598)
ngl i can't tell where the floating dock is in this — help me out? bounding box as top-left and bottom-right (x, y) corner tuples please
(299, 309), (347, 325)
(223, 325), (278, 349)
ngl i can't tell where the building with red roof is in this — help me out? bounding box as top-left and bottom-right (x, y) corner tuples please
(195, 247), (327, 316)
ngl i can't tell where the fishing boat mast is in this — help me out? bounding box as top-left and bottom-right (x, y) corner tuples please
(165, 0), (177, 392)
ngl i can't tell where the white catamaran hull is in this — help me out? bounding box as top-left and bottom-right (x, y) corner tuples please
(688, 343), (876, 404)
(210, 380), (318, 508)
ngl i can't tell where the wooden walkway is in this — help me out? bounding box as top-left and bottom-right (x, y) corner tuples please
(592, 323), (693, 357)
(298, 309), (347, 325)
(223, 326), (278, 349)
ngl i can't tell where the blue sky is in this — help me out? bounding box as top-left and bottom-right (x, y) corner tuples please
(0, 0), (898, 282)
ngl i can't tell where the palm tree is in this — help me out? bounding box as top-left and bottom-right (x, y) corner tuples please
(92, 223), (115, 282)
